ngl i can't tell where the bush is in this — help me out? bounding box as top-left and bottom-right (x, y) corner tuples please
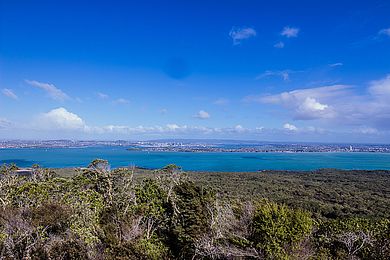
(169, 181), (215, 258)
(314, 217), (390, 259)
(23, 202), (72, 234)
(251, 200), (314, 259)
(1, 161), (389, 260)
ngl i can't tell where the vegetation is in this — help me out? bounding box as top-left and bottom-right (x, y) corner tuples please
(184, 169), (390, 220)
(0, 162), (389, 259)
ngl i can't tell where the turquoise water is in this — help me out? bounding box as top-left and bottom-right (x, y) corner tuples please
(1, 147), (390, 171)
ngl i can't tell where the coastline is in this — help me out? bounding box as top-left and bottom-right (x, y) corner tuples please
(2, 147), (390, 171)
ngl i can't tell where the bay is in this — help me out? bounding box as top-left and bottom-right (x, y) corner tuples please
(1, 147), (390, 172)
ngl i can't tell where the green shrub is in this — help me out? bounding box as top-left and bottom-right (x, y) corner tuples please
(251, 200), (314, 259)
(135, 236), (170, 260)
(2, 161), (389, 260)
(23, 202), (72, 234)
(315, 218), (390, 260)
(169, 181), (215, 258)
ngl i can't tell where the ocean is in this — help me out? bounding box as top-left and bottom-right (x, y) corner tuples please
(1, 147), (390, 172)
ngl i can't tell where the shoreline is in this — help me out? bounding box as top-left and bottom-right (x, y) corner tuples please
(14, 166), (390, 175)
(1, 146), (390, 154)
(2, 148), (390, 171)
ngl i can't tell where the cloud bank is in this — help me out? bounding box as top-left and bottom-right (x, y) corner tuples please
(0, 106), (388, 142)
(247, 74), (390, 130)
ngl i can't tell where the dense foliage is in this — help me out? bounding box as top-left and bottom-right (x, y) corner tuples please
(186, 169), (390, 219)
(1, 161), (389, 259)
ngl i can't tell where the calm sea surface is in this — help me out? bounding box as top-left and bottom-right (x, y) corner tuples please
(1, 147), (390, 171)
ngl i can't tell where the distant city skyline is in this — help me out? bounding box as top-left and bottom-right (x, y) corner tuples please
(1, 0), (390, 143)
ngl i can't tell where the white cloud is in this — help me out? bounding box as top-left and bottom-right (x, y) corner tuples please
(283, 123), (298, 131)
(38, 107), (85, 130)
(248, 85), (350, 120)
(259, 85), (350, 104)
(2, 105), (387, 140)
(91, 124), (261, 136)
(368, 74), (390, 97)
(97, 92), (109, 99)
(194, 110), (210, 119)
(295, 97), (329, 119)
(234, 125), (244, 132)
(2, 88), (18, 100)
(256, 70), (292, 81)
(274, 41), (285, 48)
(229, 26), (256, 45)
(113, 98), (129, 104)
(379, 28), (390, 37)
(166, 124), (180, 131)
(25, 80), (69, 101)
(301, 97), (328, 111)
(247, 74), (390, 130)
(90, 124), (225, 135)
(281, 26), (299, 38)
(329, 62), (343, 67)
(213, 98), (229, 105)
(30, 108), (264, 136)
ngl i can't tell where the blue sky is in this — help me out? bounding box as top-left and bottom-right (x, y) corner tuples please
(1, 0), (390, 142)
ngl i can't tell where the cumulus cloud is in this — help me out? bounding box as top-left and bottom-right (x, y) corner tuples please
(233, 125), (246, 133)
(194, 110), (210, 119)
(1, 105), (387, 141)
(2, 88), (18, 100)
(247, 85), (350, 120)
(229, 26), (256, 45)
(281, 26), (299, 38)
(274, 41), (285, 48)
(247, 74), (390, 130)
(166, 124), (180, 131)
(295, 97), (329, 120)
(283, 123), (298, 131)
(25, 80), (69, 101)
(28, 107), (265, 137)
(38, 107), (85, 130)
(379, 28), (390, 37)
(30, 108), (266, 137)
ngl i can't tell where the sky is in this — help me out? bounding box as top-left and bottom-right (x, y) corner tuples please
(1, 0), (390, 143)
